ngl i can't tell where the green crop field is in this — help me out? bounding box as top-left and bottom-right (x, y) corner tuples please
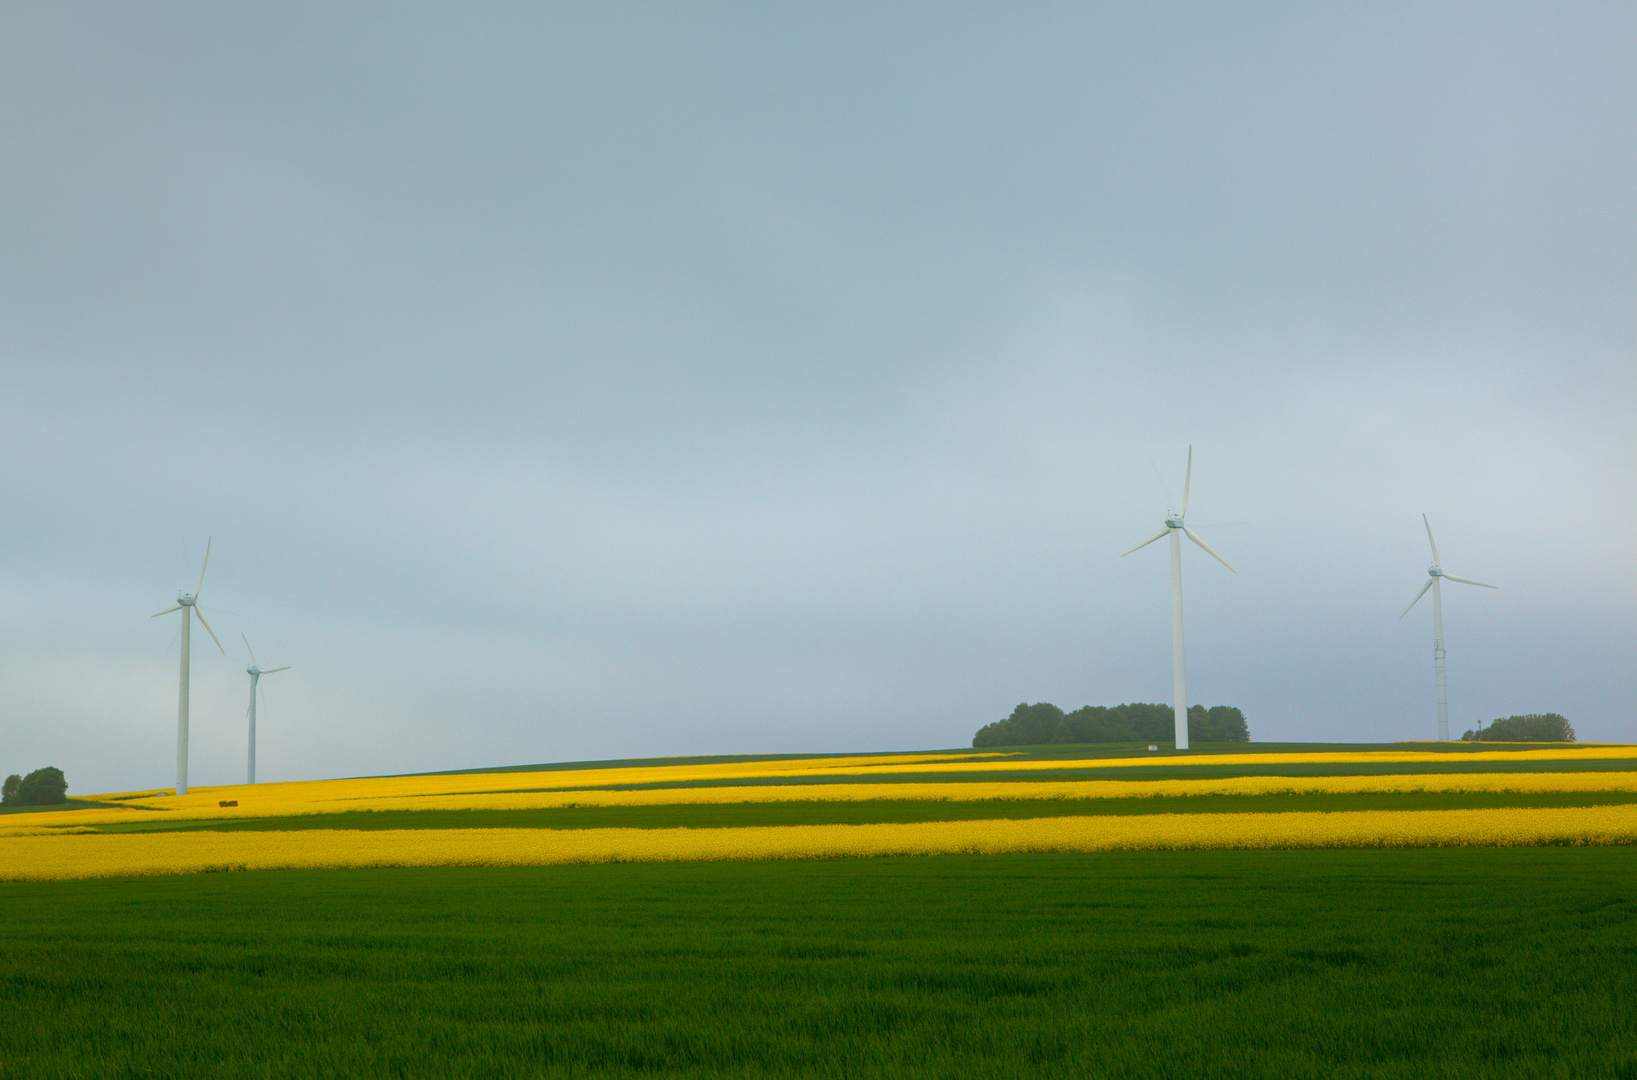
(4, 847), (1637, 1079)
(8, 742), (1636, 1076)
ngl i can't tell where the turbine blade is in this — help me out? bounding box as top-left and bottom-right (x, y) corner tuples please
(1181, 525), (1233, 572)
(1121, 527), (1171, 557)
(242, 632), (259, 667)
(1180, 446), (1193, 518)
(152, 605), (183, 618)
(1400, 578), (1434, 618)
(194, 608), (225, 653)
(264, 666), (291, 674)
(1443, 574), (1498, 590)
(195, 537), (212, 598)
(1422, 514), (1441, 565)
(1149, 459), (1174, 505)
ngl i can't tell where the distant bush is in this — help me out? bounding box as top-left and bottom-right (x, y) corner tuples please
(1, 767), (68, 807)
(1461, 714), (1575, 743)
(973, 703), (1248, 748)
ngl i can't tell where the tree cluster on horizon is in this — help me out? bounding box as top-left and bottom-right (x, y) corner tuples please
(1460, 714), (1575, 743)
(973, 702), (1249, 748)
(1, 767), (68, 807)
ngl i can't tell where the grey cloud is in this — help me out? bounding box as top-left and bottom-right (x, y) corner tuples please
(2, 3), (1632, 794)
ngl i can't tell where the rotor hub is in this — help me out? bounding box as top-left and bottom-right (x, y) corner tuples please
(1164, 516), (1184, 529)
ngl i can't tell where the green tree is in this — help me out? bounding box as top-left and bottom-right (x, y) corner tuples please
(1461, 714), (1574, 743)
(972, 702), (1067, 747)
(973, 702), (1248, 747)
(1121, 703), (1176, 743)
(1, 774), (19, 806)
(5, 767), (68, 806)
(1063, 706), (1137, 743)
(1189, 705), (1250, 743)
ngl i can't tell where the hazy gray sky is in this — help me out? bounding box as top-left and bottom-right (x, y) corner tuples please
(3, 3), (1632, 794)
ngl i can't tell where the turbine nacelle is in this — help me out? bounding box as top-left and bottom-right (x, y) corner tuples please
(1401, 515), (1497, 618)
(152, 541), (222, 652)
(1122, 449), (1235, 573)
(242, 635), (289, 683)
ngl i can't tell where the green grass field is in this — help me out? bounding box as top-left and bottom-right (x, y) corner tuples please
(4, 847), (1636, 1079)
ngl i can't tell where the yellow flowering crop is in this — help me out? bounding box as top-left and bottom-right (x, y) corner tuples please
(296, 770), (1637, 814)
(82, 751), (1002, 810)
(12, 767), (1637, 832)
(5, 805), (1637, 882)
(78, 743), (1631, 810)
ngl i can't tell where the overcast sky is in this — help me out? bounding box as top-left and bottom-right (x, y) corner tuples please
(2, 3), (1632, 795)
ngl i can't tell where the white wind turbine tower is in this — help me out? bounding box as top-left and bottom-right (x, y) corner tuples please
(152, 539), (224, 795)
(241, 635), (290, 785)
(1401, 514), (1497, 741)
(1121, 447), (1235, 751)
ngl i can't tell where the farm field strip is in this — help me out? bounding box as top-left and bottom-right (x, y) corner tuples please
(8, 804), (1637, 881)
(5, 850), (1637, 1078)
(19, 768), (1637, 832)
(87, 751), (1008, 804)
(13, 747), (1636, 880)
(65, 790), (1637, 836)
(78, 743), (1635, 804)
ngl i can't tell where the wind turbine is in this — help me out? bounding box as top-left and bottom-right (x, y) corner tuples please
(1122, 446), (1235, 751)
(1400, 514), (1497, 741)
(241, 634), (289, 784)
(152, 539), (224, 795)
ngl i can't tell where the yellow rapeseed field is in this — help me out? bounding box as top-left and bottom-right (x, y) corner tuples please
(5, 805), (1637, 881)
(262, 770), (1637, 815)
(14, 763), (1637, 832)
(79, 743), (1634, 809)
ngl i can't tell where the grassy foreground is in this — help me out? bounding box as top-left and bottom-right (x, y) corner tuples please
(4, 848), (1636, 1079)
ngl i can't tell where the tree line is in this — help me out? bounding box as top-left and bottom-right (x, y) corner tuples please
(973, 702), (1249, 748)
(2, 767), (68, 808)
(1460, 713), (1575, 742)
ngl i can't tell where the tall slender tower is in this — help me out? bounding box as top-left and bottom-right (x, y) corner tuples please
(242, 634), (290, 784)
(1123, 448), (1235, 750)
(153, 540), (224, 794)
(1402, 515), (1497, 740)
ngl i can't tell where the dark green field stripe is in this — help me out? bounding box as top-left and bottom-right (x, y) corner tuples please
(84, 790), (1637, 834)
(1, 799), (132, 816)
